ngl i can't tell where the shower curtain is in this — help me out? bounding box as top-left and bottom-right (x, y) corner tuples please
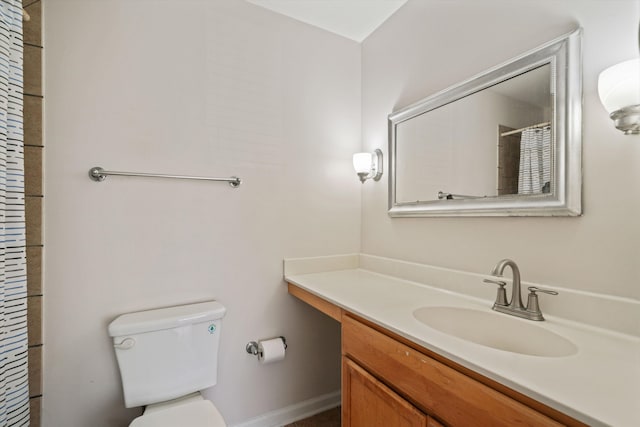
(0, 1), (30, 425)
(518, 127), (551, 195)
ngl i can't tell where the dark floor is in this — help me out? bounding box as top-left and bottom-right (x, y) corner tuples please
(284, 406), (341, 427)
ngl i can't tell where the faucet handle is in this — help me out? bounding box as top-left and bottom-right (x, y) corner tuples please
(483, 278), (506, 287)
(527, 286), (558, 296)
(526, 287), (558, 320)
(483, 278), (508, 306)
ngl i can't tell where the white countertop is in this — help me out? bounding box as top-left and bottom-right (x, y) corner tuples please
(286, 268), (640, 427)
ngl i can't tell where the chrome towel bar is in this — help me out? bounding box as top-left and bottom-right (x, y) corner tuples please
(88, 166), (241, 188)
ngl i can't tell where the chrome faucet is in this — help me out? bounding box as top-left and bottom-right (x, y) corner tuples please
(483, 259), (557, 321)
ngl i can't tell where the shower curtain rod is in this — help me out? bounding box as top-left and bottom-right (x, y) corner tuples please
(500, 121), (551, 137)
(88, 166), (242, 188)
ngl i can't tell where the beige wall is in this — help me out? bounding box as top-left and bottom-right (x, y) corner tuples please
(361, 0), (640, 301)
(395, 89), (543, 201)
(41, 0), (640, 425)
(43, 1), (361, 426)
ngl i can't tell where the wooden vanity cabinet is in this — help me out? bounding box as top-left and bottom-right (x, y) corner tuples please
(342, 357), (428, 427)
(287, 284), (585, 427)
(342, 314), (573, 427)
(342, 356), (444, 427)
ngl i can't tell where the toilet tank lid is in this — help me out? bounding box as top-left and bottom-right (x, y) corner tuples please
(108, 301), (226, 337)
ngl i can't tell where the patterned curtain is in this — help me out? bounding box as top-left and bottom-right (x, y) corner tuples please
(518, 127), (551, 195)
(0, 1), (29, 425)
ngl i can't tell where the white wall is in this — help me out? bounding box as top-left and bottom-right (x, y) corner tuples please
(361, 0), (640, 301)
(43, 1), (361, 426)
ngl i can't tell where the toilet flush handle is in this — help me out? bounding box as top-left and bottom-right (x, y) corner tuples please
(114, 338), (135, 350)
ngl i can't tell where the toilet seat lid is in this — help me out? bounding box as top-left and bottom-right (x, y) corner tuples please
(130, 400), (226, 427)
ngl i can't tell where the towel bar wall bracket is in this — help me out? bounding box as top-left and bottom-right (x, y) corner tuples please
(88, 166), (242, 188)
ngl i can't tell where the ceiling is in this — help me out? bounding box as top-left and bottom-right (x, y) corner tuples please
(246, 0), (408, 43)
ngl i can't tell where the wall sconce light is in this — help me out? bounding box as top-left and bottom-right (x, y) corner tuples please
(352, 149), (383, 183)
(598, 58), (640, 135)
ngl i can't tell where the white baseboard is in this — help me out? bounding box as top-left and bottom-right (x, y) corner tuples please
(231, 391), (341, 427)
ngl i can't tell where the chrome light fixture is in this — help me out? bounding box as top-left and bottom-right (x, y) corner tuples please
(598, 59), (640, 134)
(352, 149), (383, 183)
(597, 24), (640, 135)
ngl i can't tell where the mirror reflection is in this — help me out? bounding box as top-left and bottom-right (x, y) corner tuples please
(388, 29), (582, 217)
(395, 64), (552, 204)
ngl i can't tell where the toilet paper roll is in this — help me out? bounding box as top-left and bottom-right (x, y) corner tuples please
(258, 337), (286, 364)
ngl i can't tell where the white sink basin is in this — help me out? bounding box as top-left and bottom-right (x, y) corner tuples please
(413, 306), (577, 357)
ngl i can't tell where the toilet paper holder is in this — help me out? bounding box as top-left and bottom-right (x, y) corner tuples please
(246, 336), (287, 358)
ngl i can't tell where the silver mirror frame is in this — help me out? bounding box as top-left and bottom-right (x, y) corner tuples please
(388, 29), (582, 217)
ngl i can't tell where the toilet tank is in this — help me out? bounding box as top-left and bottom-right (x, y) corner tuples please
(108, 301), (226, 408)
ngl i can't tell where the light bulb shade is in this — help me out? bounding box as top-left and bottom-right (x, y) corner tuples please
(352, 149), (383, 183)
(353, 152), (373, 174)
(598, 58), (640, 114)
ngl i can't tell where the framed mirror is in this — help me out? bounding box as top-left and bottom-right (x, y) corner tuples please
(388, 29), (582, 217)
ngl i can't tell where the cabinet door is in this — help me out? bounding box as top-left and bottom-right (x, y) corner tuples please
(342, 315), (565, 427)
(343, 357), (428, 427)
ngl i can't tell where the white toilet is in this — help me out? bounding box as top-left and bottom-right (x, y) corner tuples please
(108, 301), (228, 427)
